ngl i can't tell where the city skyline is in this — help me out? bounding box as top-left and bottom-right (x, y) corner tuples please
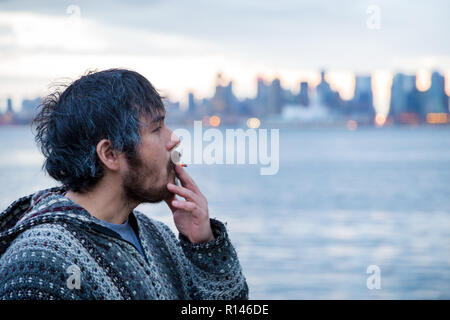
(2, 68), (448, 127)
(1, 64), (449, 117)
(1, 68), (449, 115)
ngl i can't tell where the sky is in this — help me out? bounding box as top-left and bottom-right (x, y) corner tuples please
(0, 0), (449, 115)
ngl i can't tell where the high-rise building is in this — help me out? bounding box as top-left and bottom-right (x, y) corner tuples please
(406, 77), (422, 115)
(21, 97), (40, 115)
(424, 71), (447, 114)
(211, 73), (228, 114)
(315, 70), (344, 112)
(268, 78), (283, 115)
(297, 81), (309, 106)
(389, 73), (427, 124)
(188, 92), (195, 115)
(253, 77), (269, 116)
(6, 97), (13, 113)
(256, 77), (265, 99)
(390, 73), (417, 116)
(211, 74), (238, 115)
(316, 70), (332, 107)
(353, 75), (373, 111)
(18, 97), (41, 123)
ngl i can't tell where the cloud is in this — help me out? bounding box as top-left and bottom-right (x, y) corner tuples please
(0, 0), (449, 103)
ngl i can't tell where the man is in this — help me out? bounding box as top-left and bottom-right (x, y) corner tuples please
(0, 69), (249, 300)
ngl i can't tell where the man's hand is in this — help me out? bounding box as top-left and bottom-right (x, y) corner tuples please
(165, 164), (215, 244)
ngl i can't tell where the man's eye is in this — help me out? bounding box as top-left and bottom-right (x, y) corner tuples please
(153, 126), (162, 132)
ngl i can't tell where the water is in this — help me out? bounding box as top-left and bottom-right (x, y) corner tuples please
(0, 125), (449, 299)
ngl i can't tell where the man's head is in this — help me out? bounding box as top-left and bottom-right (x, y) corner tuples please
(33, 68), (180, 204)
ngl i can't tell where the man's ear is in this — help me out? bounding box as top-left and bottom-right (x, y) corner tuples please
(96, 139), (120, 171)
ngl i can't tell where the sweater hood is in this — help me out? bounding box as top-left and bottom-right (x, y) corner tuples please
(0, 186), (124, 256)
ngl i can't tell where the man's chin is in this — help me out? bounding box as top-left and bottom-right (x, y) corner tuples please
(123, 182), (172, 204)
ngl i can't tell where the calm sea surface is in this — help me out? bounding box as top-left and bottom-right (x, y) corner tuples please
(0, 125), (449, 299)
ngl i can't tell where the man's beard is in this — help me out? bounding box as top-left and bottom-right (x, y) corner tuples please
(122, 152), (176, 204)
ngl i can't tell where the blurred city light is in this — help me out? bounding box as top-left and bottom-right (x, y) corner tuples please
(374, 114), (387, 127)
(426, 113), (448, 124)
(246, 117), (261, 129)
(209, 115), (221, 127)
(346, 120), (358, 131)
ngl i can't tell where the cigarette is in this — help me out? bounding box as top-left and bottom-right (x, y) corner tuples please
(171, 150), (181, 164)
(171, 150), (188, 167)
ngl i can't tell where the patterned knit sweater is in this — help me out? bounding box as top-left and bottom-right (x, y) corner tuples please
(0, 186), (249, 300)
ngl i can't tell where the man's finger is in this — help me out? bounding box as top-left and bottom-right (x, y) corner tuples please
(167, 183), (199, 202)
(171, 199), (197, 212)
(164, 194), (177, 213)
(174, 164), (200, 193)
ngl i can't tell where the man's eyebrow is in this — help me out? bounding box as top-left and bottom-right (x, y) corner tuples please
(150, 113), (166, 124)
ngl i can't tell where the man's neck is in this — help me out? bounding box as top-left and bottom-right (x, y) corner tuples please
(65, 177), (138, 225)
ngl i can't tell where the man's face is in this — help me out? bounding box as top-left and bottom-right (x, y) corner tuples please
(121, 112), (180, 204)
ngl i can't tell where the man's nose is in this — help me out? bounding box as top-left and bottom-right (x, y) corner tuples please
(167, 129), (180, 151)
